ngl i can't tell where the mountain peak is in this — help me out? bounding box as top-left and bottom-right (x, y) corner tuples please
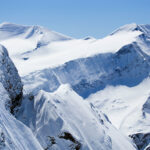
(119, 23), (138, 31)
(111, 23), (138, 35)
(0, 22), (72, 42)
(111, 23), (150, 37)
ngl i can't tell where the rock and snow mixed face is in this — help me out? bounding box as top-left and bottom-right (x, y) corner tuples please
(0, 44), (23, 113)
(0, 45), (43, 150)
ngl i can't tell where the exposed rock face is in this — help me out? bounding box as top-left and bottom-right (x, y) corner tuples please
(129, 133), (150, 150)
(0, 44), (23, 113)
(126, 95), (150, 150)
(58, 132), (81, 150)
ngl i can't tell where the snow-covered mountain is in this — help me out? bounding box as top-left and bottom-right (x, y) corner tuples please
(0, 22), (150, 149)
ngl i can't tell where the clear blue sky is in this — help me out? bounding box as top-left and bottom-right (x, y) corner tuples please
(0, 0), (150, 38)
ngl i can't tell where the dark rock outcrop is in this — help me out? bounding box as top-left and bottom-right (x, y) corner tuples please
(129, 133), (150, 150)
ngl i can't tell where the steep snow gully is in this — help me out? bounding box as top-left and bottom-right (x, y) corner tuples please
(0, 22), (150, 149)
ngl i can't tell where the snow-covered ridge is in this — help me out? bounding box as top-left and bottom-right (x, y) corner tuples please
(111, 23), (138, 35)
(0, 22), (142, 75)
(17, 84), (136, 150)
(111, 23), (150, 36)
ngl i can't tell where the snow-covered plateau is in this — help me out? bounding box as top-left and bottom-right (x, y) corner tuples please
(0, 22), (150, 149)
